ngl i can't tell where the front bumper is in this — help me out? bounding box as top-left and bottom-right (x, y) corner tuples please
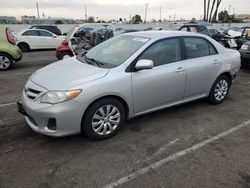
(19, 81), (86, 137)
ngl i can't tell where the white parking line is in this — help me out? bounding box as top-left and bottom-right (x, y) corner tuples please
(0, 102), (16, 108)
(153, 138), (179, 157)
(103, 119), (250, 188)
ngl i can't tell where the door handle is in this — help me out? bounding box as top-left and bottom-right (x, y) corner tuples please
(176, 67), (185, 73)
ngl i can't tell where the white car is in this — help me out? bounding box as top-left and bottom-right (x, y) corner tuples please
(15, 29), (65, 52)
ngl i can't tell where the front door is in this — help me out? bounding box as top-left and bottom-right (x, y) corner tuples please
(132, 38), (187, 114)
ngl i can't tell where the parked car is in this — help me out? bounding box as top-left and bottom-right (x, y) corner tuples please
(15, 29), (65, 52)
(0, 26), (22, 70)
(239, 41), (250, 68)
(18, 31), (240, 140)
(235, 27), (250, 50)
(178, 24), (212, 37)
(56, 23), (116, 60)
(208, 28), (237, 48)
(29, 25), (62, 36)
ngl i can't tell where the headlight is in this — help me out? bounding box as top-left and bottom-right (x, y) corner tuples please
(38, 90), (81, 104)
(241, 44), (249, 51)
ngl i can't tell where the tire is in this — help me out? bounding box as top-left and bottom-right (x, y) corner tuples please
(208, 75), (230, 105)
(59, 51), (72, 60)
(82, 98), (126, 140)
(18, 43), (30, 52)
(0, 53), (14, 70)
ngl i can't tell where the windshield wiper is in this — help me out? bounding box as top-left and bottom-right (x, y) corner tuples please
(84, 56), (104, 67)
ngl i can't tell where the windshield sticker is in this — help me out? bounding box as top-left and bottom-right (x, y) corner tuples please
(132, 37), (149, 43)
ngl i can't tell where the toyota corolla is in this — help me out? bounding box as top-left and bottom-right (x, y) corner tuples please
(18, 31), (241, 140)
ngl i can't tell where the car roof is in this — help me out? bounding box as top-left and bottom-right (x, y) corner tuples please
(124, 31), (209, 40)
(182, 24), (206, 27)
(31, 25), (57, 27)
(20, 29), (54, 34)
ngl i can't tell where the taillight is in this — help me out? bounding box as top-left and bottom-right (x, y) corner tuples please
(6, 28), (16, 45)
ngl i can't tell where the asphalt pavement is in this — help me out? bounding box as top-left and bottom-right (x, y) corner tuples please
(0, 50), (250, 188)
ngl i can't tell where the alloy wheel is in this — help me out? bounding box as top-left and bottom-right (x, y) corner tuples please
(214, 80), (228, 101)
(0, 55), (11, 70)
(92, 105), (121, 136)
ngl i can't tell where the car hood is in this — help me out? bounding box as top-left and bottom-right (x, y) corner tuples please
(31, 57), (109, 90)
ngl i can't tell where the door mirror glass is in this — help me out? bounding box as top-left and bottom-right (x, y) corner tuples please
(135, 59), (154, 70)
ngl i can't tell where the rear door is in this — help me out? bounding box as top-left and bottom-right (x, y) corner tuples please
(182, 37), (221, 98)
(38, 30), (56, 48)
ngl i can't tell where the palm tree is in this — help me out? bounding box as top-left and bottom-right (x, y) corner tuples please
(206, 0), (211, 21)
(212, 0), (222, 22)
(204, 0), (207, 21)
(209, 0), (216, 22)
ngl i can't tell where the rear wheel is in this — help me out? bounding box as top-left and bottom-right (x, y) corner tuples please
(208, 75), (230, 104)
(18, 43), (30, 52)
(0, 53), (13, 70)
(82, 98), (126, 140)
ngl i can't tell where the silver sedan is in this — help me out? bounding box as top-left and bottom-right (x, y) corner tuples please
(18, 31), (241, 140)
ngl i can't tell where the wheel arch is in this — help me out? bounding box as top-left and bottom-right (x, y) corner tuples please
(210, 71), (232, 92)
(80, 95), (130, 132)
(0, 51), (14, 60)
(17, 42), (30, 50)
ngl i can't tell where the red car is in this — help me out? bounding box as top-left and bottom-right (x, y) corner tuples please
(56, 24), (115, 60)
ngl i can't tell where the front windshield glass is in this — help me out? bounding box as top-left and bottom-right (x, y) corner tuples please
(77, 35), (149, 68)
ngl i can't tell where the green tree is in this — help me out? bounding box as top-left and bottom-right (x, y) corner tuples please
(132, 15), (142, 24)
(87, 16), (95, 23)
(218, 10), (228, 22)
(54, 20), (63, 24)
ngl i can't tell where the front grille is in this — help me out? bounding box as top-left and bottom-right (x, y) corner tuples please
(25, 88), (42, 100)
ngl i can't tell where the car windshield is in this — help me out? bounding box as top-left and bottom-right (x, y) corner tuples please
(77, 35), (149, 68)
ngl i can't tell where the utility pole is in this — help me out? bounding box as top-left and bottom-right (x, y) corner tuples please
(36, 2), (40, 19)
(144, 3), (148, 24)
(85, 4), (88, 22)
(160, 5), (162, 21)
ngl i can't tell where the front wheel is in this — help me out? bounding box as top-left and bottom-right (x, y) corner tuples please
(208, 75), (230, 104)
(82, 98), (126, 140)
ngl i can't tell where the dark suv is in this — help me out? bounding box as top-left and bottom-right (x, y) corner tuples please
(29, 25), (62, 36)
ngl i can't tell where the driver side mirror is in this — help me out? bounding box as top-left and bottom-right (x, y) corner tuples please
(135, 59), (154, 71)
(52, 35), (57, 38)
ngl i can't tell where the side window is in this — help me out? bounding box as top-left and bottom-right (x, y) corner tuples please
(22, 30), (40, 36)
(39, 30), (53, 37)
(180, 27), (188, 32)
(139, 38), (181, 67)
(184, 37), (210, 59)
